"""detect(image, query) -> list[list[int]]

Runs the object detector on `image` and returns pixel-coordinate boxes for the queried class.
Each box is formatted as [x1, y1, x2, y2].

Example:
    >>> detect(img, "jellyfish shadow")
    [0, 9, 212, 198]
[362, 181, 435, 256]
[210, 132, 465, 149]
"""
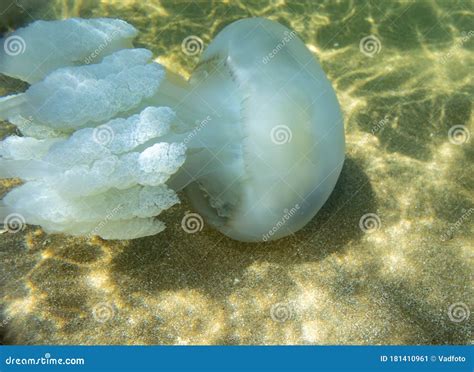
[110, 156, 377, 298]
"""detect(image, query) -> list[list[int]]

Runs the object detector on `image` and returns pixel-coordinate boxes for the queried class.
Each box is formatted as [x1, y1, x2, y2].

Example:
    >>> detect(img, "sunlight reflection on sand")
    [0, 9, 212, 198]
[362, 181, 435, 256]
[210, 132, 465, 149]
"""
[0, 0, 472, 344]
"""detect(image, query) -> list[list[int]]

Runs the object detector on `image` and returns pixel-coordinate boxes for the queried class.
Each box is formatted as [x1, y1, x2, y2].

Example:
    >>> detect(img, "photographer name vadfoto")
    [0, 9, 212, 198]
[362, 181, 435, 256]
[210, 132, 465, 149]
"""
[380, 355, 467, 363]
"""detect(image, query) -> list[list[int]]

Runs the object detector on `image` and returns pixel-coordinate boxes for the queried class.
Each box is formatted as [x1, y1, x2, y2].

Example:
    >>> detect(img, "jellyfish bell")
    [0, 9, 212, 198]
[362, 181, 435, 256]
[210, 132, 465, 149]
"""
[179, 18, 345, 241]
[0, 17, 344, 242]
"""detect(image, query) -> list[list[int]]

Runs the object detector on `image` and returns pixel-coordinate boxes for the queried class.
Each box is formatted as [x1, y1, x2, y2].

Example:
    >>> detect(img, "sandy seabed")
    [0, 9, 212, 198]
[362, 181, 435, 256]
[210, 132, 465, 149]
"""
[0, 0, 472, 344]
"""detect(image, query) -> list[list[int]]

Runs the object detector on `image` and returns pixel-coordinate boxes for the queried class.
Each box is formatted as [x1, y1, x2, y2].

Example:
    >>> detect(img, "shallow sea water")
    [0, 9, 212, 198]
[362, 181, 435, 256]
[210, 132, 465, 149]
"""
[0, 0, 472, 344]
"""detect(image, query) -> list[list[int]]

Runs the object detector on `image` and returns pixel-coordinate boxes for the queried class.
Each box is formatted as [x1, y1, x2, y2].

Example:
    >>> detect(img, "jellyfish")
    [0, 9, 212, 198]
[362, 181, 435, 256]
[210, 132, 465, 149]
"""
[0, 17, 344, 242]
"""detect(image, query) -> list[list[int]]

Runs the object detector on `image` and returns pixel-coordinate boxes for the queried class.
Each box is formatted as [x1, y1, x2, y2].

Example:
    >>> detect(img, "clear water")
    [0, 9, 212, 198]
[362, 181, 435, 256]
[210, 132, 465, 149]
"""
[0, 0, 472, 344]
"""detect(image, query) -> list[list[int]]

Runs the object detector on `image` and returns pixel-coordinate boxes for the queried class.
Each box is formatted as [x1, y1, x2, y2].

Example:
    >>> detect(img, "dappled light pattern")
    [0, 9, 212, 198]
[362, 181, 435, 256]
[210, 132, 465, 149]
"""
[0, 0, 472, 344]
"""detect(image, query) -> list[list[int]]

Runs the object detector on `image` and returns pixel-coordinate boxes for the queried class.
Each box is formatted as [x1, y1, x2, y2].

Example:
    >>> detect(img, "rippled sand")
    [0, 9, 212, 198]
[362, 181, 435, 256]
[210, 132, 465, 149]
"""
[0, 0, 472, 344]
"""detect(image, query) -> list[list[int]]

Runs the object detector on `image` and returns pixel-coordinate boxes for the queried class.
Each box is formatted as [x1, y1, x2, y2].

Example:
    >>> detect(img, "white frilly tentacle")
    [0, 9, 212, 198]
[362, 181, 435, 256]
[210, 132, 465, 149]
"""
[0, 18, 138, 83]
[0, 18, 190, 239]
